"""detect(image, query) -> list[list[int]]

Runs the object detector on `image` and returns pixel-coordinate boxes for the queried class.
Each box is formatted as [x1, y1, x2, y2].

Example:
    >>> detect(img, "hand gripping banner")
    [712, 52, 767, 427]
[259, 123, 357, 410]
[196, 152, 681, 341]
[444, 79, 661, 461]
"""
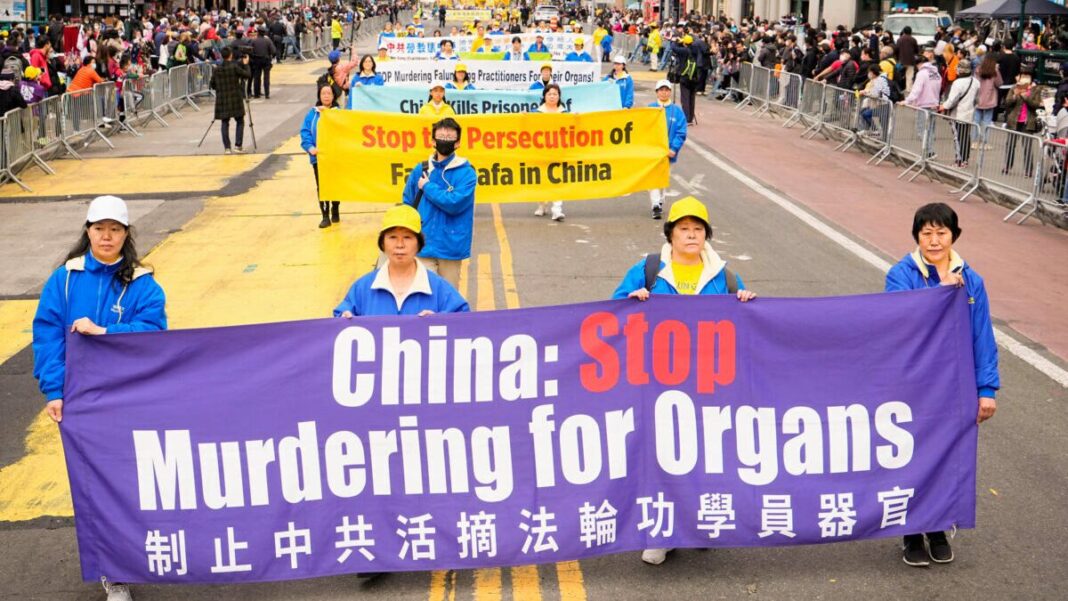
[317, 108, 669, 204]
[349, 81, 622, 115]
[60, 288, 979, 583]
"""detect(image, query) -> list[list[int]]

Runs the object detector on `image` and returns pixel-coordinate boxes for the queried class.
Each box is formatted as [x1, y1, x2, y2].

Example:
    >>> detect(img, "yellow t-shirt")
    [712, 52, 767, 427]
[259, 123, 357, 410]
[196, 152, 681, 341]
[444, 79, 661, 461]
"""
[419, 101, 456, 117]
[672, 262, 702, 295]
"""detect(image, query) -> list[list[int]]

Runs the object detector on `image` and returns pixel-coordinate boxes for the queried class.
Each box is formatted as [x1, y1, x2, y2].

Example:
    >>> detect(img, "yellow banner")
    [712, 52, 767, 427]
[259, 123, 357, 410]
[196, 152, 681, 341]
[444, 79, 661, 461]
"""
[318, 109, 670, 204]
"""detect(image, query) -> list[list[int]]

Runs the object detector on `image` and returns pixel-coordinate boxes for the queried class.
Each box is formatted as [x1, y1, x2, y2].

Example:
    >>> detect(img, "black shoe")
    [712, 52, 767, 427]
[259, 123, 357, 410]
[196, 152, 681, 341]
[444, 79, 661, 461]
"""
[318, 216, 331, 228]
[926, 532, 953, 564]
[318, 202, 331, 228]
[331, 202, 340, 223]
[265, 94, 270, 99]
[652, 205, 663, 220]
[902, 534, 930, 567]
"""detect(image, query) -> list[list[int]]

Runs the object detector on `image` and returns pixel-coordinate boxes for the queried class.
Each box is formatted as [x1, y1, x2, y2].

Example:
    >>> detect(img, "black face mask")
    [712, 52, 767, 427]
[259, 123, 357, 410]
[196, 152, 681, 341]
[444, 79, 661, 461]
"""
[435, 139, 457, 156]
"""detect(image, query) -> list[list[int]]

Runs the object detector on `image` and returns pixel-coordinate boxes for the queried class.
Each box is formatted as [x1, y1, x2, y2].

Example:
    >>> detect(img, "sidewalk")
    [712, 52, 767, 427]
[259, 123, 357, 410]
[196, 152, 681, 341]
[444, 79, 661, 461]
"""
[689, 98, 1068, 364]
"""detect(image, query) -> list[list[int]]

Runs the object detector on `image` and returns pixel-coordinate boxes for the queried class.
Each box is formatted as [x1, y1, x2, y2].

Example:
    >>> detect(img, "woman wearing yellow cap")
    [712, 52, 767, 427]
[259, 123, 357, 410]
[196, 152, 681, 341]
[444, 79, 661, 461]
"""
[420, 81, 456, 116]
[446, 63, 476, 90]
[334, 204, 469, 317]
[613, 196, 756, 302]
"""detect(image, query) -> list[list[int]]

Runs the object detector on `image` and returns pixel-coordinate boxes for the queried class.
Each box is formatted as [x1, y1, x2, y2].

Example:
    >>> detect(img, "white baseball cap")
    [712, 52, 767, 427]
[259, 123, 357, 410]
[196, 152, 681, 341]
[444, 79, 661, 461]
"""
[378, 42, 389, 50]
[655, 79, 672, 90]
[613, 54, 626, 64]
[86, 195, 129, 226]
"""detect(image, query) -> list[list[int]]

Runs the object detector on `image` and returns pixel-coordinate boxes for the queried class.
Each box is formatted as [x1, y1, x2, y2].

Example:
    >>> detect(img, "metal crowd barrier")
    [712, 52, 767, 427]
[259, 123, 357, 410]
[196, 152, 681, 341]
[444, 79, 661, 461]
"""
[30, 95, 64, 164]
[62, 88, 111, 152]
[724, 62, 753, 107]
[747, 65, 772, 116]
[188, 62, 214, 101]
[168, 65, 198, 112]
[728, 62, 1066, 224]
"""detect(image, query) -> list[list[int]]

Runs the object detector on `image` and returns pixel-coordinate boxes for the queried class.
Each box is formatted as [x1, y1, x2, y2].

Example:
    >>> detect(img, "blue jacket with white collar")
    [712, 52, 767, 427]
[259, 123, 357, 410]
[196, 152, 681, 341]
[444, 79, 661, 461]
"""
[885, 249, 1000, 399]
[32, 253, 167, 401]
[334, 264, 469, 316]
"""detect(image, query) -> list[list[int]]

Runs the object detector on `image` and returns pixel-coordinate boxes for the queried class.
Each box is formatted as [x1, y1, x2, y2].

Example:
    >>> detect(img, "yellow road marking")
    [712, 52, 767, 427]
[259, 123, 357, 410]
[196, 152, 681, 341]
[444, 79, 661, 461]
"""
[0, 137, 389, 522]
[473, 568, 503, 601]
[2, 154, 268, 198]
[510, 565, 542, 601]
[0, 411, 73, 520]
[0, 300, 36, 363]
[457, 258, 470, 302]
[556, 561, 588, 601]
[429, 570, 446, 600]
[475, 253, 495, 312]
[490, 204, 520, 310]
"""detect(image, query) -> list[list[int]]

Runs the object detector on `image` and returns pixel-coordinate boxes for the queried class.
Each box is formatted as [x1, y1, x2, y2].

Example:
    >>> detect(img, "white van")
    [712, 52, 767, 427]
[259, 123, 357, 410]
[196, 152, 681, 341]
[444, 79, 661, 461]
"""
[882, 9, 953, 46]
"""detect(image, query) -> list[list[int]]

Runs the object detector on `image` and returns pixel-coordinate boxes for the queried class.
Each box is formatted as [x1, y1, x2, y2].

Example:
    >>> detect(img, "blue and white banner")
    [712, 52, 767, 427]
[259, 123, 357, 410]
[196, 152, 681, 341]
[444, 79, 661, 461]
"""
[380, 32, 603, 61]
[350, 81, 622, 115]
[376, 59, 601, 90]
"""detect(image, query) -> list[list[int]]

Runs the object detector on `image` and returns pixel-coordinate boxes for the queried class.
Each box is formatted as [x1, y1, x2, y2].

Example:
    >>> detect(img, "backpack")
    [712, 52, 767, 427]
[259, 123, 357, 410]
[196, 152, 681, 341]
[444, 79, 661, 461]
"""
[885, 74, 903, 102]
[173, 43, 187, 63]
[643, 253, 738, 293]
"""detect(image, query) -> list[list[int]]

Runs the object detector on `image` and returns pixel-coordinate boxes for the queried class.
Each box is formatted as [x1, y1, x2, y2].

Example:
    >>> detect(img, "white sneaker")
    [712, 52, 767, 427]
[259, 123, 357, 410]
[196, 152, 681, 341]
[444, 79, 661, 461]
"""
[106, 583, 133, 601]
[533, 204, 545, 217]
[641, 548, 671, 565]
[551, 207, 565, 221]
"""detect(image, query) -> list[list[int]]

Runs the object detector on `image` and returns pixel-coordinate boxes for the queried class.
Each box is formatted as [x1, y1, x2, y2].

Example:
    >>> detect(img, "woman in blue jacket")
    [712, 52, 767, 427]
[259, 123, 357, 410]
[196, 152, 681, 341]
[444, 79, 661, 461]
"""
[32, 195, 167, 429]
[603, 54, 634, 108]
[346, 55, 385, 109]
[335, 204, 469, 317]
[301, 84, 341, 229]
[885, 202, 999, 568]
[647, 79, 687, 220]
[613, 195, 756, 302]
[614, 196, 754, 569]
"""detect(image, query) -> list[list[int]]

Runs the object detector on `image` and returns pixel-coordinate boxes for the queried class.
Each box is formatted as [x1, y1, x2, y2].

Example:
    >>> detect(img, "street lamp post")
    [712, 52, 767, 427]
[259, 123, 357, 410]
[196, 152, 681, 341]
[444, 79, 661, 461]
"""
[1018, 0, 1029, 46]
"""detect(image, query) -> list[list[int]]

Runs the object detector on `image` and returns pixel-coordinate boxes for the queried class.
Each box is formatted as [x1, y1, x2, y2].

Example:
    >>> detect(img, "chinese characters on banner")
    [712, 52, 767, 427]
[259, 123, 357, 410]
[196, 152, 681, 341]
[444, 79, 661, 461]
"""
[61, 288, 979, 583]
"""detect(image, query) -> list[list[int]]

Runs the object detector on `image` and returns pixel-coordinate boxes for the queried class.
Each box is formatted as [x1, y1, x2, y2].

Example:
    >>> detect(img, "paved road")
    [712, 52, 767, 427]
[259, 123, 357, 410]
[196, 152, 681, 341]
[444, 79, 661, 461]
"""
[0, 36, 1066, 601]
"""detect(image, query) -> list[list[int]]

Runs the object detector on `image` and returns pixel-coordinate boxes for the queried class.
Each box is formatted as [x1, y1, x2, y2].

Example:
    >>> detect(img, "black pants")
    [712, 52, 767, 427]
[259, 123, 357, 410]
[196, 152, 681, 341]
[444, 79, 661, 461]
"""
[1005, 121, 1034, 174]
[439, 15, 446, 27]
[250, 59, 271, 97]
[680, 83, 697, 123]
[696, 67, 709, 93]
[221, 117, 244, 149]
[312, 164, 339, 217]
[331, 37, 340, 49]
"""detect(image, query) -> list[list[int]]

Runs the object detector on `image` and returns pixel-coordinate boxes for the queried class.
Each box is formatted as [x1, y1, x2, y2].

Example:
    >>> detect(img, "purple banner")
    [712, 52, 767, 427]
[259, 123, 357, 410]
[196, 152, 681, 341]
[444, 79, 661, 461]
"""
[61, 288, 978, 583]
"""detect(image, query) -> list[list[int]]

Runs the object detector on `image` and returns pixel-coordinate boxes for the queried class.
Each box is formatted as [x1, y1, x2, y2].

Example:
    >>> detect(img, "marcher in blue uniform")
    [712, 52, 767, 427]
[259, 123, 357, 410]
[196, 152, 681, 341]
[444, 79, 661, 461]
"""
[884, 202, 999, 568]
[527, 34, 549, 55]
[346, 55, 384, 109]
[445, 63, 476, 90]
[32, 195, 167, 601]
[401, 117, 478, 289]
[335, 204, 469, 317]
[604, 54, 634, 108]
[300, 84, 341, 228]
[565, 37, 594, 62]
[647, 78, 687, 219]
[529, 63, 553, 90]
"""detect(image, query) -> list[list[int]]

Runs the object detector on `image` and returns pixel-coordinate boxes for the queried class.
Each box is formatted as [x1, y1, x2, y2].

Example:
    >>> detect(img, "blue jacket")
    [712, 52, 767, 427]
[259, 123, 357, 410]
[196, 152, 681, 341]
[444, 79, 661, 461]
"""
[503, 50, 529, 60]
[347, 73, 385, 109]
[612, 244, 745, 298]
[565, 51, 593, 62]
[299, 107, 333, 165]
[529, 79, 553, 90]
[601, 34, 614, 56]
[402, 153, 478, 261]
[527, 42, 549, 54]
[605, 72, 634, 108]
[334, 263, 470, 317]
[885, 250, 1000, 399]
[445, 81, 476, 90]
[648, 100, 687, 163]
[32, 253, 167, 401]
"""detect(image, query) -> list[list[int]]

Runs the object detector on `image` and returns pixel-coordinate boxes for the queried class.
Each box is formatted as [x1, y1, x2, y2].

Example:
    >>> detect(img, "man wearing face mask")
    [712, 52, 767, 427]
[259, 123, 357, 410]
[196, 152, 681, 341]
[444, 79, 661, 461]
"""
[401, 117, 478, 289]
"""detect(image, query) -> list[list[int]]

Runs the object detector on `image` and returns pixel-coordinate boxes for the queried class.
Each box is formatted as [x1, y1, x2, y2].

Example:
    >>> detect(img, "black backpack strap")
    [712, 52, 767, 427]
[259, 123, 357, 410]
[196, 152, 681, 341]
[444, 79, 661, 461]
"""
[643, 253, 660, 291]
[724, 268, 738, 294]
[411, 160, 430, 209]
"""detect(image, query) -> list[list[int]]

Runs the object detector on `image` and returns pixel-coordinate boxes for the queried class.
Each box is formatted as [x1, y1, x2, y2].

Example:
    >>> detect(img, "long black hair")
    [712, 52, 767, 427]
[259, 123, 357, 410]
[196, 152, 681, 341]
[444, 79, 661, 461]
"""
[63, 223, 148, 285]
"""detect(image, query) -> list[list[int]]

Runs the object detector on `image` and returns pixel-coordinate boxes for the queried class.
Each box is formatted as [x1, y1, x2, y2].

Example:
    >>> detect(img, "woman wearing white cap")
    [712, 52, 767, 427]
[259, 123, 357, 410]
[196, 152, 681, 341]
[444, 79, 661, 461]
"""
[31, 195, 166, 601]
[647, 78, 688, 220]
[603, 55, 634, 108]
[419, 81, 456, 116]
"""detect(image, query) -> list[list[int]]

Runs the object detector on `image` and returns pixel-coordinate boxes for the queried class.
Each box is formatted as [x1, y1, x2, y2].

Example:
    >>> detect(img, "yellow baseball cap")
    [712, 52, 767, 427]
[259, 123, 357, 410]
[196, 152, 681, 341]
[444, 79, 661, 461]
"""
[540, 62, 553, 71]
[455, 62, 468, 72]
[24, 66, 42, 79]
[682, 34, 694, 44]
[667, 196, 709, 225]
[574, 37, 584, 46]
[381, 204, 422, 234]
